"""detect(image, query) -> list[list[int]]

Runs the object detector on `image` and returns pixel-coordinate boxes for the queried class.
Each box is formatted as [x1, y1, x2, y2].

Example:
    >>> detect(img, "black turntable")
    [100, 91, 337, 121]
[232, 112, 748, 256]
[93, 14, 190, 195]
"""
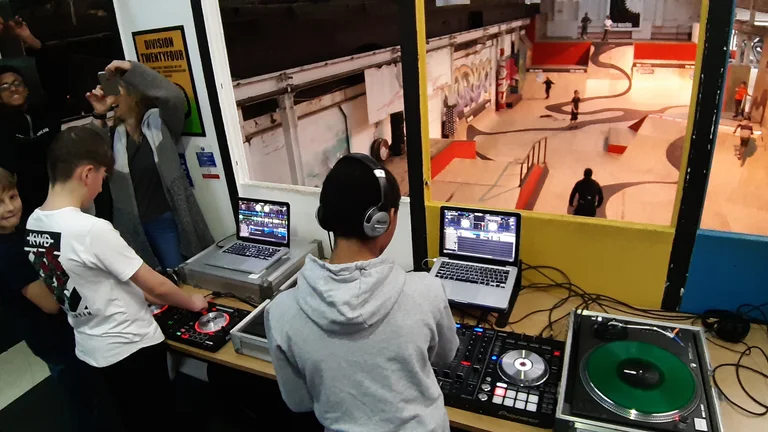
[439, 323, 565, 429]
[151, 302, 251, 352]
[556, 310, 724, 432]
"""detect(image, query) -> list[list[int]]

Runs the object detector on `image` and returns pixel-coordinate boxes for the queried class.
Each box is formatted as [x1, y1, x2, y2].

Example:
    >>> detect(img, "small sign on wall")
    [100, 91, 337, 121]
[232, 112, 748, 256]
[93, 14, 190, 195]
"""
[133, 25, 206, 136]
[196, 149, 220, 180]
[437, 0, 470, 5]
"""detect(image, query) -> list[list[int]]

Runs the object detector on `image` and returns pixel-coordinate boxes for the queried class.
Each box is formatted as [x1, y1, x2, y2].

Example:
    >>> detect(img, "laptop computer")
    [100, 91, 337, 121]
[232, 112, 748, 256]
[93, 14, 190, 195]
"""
[429, 206, 521, 311]
[207, 198, 290, 274]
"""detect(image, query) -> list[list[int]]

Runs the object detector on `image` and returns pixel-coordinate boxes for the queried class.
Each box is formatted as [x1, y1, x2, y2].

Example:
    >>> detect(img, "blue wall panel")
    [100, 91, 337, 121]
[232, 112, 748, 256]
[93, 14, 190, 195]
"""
[681, 230, 768, 319]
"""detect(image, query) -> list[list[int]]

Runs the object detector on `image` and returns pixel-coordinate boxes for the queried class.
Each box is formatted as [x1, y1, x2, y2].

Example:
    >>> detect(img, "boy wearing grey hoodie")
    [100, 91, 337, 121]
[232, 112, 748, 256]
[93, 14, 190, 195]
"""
[266, 154, 460, 432]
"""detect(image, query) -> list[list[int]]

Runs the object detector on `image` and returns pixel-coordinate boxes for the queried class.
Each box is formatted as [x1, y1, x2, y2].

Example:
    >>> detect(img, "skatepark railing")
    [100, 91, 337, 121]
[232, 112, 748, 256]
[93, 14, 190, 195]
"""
[519, 137, 548, 186]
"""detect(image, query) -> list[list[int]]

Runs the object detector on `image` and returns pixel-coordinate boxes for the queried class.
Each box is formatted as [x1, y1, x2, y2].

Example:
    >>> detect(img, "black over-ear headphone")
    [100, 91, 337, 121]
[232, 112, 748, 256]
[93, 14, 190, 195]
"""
[701, 309, 751, 343]
[316, 153, 391, 238]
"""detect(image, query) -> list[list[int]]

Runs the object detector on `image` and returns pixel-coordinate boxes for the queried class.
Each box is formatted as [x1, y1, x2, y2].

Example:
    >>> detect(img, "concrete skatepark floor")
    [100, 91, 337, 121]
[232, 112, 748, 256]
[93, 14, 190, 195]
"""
[435, 42, 693, 226]
[702, 120, 768, 236]
[432, 40, 768, 236]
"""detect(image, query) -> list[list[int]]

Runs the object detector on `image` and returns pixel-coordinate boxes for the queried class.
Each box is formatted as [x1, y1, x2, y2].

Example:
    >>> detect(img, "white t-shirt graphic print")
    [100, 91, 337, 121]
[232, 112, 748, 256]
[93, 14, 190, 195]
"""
[25, 207, 164, 367]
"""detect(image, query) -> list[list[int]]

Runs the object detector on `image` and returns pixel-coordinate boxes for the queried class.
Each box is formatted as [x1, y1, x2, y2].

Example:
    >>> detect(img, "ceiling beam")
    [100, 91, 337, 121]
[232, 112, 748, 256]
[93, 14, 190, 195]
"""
[232, 18, 529, 105]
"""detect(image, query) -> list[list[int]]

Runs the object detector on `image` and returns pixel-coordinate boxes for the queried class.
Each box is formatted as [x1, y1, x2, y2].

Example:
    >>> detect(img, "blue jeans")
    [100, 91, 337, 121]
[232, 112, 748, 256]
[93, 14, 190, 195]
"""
[142, 211, 184, 269]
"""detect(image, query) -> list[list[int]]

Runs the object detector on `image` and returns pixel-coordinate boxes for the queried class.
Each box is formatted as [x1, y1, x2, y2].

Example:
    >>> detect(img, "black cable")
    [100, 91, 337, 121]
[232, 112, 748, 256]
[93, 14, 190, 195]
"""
[706, 337, 750, 354]
[520, 261, 698, 324]
[479, 311, 490, 327]
[327, 231, 334, 254]
[215, 234, 236, 248]
[453, 306, 495, 328]
[712, 345, 768, 416]
[518, 261, 768, 417]
[737, 303, 768, 337]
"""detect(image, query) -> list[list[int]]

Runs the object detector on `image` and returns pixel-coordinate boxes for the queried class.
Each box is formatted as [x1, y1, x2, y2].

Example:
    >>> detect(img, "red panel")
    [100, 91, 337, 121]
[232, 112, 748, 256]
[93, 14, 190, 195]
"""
[531, 42, 591, 66]
[606, 144, 628, 154]
[515, 164, 544, 210]
[628, 115, 648, 132]
[634, 42, 697, 62]
[526, 16, 537, 44]
[431, 140, 477, 179]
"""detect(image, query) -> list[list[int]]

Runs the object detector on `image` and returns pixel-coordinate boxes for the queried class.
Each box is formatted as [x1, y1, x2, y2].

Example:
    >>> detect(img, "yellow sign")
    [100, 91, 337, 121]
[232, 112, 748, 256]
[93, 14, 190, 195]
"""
[132, 26, 205, 136]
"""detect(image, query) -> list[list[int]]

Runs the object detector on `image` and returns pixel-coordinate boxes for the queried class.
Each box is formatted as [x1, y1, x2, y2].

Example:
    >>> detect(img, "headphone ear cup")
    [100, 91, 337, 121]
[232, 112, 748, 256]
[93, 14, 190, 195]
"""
[363, 208, 391, 238]
[316, 206, 329, 231]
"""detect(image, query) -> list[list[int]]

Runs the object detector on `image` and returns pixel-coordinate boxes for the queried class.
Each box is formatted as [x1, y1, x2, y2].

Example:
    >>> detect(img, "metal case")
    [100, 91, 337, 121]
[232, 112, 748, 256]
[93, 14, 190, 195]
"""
[555, 310, 724, 432]
[229, 272, 299, 362]
[180, 237, 320, 304]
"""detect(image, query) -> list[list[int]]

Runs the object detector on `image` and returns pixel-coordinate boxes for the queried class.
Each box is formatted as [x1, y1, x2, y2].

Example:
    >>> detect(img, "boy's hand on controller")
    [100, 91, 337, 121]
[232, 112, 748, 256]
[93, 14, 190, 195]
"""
[189, 294, 208, 312]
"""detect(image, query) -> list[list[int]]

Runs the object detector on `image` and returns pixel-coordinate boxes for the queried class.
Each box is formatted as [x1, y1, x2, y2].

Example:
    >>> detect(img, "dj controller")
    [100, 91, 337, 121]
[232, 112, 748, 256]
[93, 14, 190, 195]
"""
[439, 323, 565, 429]
[151, 302, 251, 352]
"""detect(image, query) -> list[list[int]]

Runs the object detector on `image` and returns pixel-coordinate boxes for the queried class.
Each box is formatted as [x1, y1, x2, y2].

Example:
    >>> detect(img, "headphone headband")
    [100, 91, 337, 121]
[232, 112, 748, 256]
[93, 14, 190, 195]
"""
[344, 153, 388, 213]
[316, 153, 391, 238]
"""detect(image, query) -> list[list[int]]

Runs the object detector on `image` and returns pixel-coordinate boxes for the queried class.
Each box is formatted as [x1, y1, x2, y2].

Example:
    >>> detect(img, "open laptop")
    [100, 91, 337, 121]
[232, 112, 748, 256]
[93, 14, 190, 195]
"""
[430, 206, 521, 311]
[207, 198, 290, 274]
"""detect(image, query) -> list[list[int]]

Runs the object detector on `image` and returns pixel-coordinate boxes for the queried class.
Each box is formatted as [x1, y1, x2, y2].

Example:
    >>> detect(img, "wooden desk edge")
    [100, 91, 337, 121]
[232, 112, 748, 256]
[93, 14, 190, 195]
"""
[172, 286, 766, 432]
[173, 285, 517, 431]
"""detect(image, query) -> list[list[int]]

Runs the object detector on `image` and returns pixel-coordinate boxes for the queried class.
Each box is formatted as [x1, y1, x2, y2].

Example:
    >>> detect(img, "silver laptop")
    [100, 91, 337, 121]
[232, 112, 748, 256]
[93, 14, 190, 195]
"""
[430, 206, 521, 311]
[207, 198, 290, 274]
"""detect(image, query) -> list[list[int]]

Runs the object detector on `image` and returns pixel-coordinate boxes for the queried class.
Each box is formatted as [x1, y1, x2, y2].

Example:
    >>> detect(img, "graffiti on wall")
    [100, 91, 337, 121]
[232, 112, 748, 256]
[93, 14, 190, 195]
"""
[508, 46, 521, 95]
[453, 46, 493, 120]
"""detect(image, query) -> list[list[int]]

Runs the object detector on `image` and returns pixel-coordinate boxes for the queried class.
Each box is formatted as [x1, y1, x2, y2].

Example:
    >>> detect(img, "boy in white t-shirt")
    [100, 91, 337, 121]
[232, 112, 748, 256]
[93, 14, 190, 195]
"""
[603, 15, 613, 41]
[25, 126, 208, 431]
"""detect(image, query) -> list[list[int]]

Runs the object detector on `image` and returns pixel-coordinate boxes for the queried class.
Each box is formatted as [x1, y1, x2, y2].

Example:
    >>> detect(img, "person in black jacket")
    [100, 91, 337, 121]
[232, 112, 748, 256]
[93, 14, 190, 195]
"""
[569, 168, 604, 217]
[544, 76, 554, 99]
[580, 13, 592, 39]
[0, 18, 62, 224]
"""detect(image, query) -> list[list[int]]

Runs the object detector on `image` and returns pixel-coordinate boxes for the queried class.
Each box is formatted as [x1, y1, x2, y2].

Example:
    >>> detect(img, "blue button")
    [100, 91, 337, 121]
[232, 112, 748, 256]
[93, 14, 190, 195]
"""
[491, 355, 498, 361]
[474, 327, 484, 332]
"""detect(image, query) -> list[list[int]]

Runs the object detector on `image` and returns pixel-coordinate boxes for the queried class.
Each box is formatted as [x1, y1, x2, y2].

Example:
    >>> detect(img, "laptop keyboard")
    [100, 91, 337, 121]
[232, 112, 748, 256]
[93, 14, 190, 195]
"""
[223, 243, 280, 260]
[435, 261, 509, 287]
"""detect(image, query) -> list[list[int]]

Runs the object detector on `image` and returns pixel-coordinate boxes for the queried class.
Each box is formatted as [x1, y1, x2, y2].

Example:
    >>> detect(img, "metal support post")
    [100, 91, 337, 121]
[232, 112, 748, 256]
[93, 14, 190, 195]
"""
[277, 93, 305, 186]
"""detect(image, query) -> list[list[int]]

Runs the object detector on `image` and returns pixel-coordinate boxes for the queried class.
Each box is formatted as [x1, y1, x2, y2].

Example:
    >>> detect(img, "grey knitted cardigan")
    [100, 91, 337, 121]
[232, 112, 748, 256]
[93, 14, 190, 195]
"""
[94, 61, 213, 269]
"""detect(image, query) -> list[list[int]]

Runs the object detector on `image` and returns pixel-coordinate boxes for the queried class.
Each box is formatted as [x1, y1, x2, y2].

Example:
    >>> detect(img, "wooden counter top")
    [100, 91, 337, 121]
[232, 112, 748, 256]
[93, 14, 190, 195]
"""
[173, 286, 768, 431]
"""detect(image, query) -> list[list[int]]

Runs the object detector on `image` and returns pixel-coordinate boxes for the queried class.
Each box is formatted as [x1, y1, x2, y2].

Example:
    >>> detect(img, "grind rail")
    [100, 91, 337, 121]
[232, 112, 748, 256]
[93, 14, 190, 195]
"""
[519, 136, 548, 186]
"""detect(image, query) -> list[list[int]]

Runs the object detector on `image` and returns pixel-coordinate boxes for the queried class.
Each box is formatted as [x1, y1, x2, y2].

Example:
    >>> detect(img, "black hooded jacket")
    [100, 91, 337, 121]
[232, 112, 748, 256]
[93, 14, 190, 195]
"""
[0, 47, 63, 223]
[1, 102, 61, 222]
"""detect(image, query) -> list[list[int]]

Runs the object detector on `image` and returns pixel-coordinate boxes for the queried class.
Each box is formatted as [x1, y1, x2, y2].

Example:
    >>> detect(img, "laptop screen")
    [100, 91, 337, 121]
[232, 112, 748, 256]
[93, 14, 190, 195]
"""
[237, 199, 289, 245]
[442, 209, 518, 263]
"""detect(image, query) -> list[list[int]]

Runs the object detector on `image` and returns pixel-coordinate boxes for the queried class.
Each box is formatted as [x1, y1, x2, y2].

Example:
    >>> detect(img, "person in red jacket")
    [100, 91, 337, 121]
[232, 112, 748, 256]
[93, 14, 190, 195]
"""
[733, 81, 750, 119]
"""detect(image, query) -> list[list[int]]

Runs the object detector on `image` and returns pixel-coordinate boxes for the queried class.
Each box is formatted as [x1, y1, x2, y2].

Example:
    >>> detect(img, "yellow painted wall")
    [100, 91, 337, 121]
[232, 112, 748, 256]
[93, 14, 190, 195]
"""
[422, 1, 710, 309]
[426, 203, 675, 308]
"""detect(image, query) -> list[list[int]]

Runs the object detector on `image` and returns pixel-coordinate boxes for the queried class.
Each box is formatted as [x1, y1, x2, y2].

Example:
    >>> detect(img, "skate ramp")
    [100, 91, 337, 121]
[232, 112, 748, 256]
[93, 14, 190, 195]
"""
[600, 115, 685, 224]
[631, 67, 695, 106]
[585, 43, 634, 98]
[431, 158, 521, 209]
[638, 114, 687, 141]
[619, 115, 686, 181]
[587, 44, 634, 81]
